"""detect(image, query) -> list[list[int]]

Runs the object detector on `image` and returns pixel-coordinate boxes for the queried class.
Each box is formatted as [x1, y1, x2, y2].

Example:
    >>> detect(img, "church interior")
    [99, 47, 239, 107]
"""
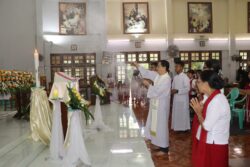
[1, 0, 250, 167]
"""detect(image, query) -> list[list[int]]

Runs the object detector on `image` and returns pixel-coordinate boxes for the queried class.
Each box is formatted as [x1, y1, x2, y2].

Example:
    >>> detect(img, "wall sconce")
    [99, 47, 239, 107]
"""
[71, 44, 78, 51]
[135, 41, 141, 48]
[199, 40, 206, 47]
[174, 38, 195, 41]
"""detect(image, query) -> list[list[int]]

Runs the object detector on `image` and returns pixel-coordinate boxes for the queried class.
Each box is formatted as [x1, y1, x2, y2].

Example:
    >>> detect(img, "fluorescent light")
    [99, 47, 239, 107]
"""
[174, 38, 194, 41]
[108, 39, 130, 42]
[209, 38, 228, 41]
[132, 34, 141, 39]
[43, 35, 64, 44]
[110, 149, 133, 154]
[145, 38, 166, 42]
[236, 37, 250, 41]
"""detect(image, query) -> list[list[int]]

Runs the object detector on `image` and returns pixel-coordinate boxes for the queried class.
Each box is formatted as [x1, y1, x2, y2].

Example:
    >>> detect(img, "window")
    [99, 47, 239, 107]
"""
[63, 67, 72, 76]
[191, 52, 199, 61]
[180, 52, 190, 72]
[184, 64, 189, 72]
[179, 51, 222, 72]
[50, 53, 96, 86]
[149, 53, 159, 61]
[211, 52, 220, 60]
[75, 67, 84, 78]
[86, 54, 95, 64]
[180, 52, 189, 61]
[138, 53, 148, 62]
[117, 66, 126, 82]
[117, 54, 125, 63]
[127, 53, 136, 62]
[239, 51, 250, 70]
[201, 52, 209, 61]
[63, 55, 72, 64]
[240, 52, 248, 60]
[74, 55, 84, 64]
[86, 67, 96, 84]
[115, 52, 160, 82]
[51, 55, 61, 65]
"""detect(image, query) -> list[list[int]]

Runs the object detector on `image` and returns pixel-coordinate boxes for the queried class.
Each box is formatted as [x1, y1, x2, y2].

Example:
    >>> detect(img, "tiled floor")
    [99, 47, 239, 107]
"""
[1, 101, 250, 167]
[0, 111, 29, 148]
[131, 101, 250, 167]
[0, 103, 154, 167]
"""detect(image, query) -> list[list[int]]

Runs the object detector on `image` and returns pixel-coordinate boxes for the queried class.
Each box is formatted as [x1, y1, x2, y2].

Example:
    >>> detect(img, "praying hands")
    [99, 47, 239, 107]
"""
[190, 98, 204, 123]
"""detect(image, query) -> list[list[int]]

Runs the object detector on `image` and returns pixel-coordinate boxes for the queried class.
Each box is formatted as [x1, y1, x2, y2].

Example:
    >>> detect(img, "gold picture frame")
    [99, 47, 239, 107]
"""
[188, 2, 213, 33]
[59, 2, 86, 35]
[123, 2, 149, 34]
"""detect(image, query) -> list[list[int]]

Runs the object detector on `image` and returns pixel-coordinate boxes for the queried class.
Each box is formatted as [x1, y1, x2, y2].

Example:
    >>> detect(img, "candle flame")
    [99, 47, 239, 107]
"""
[53, 87, 59, 99]
[34, 49, 39, 56]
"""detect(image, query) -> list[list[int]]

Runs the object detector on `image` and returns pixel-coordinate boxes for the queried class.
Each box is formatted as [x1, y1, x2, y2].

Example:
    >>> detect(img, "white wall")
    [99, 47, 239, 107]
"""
[42, 0, 106, 82]
[107, 0, 166, 35]
[159, 0, 229, 35]
[235, 0, 249, 33]
[0, 0, 36, 72]
[106, 0, 250, 82]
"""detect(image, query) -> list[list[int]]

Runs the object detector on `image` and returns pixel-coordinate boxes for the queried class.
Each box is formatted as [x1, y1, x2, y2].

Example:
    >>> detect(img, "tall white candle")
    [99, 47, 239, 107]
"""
[34, 49, 40, 88]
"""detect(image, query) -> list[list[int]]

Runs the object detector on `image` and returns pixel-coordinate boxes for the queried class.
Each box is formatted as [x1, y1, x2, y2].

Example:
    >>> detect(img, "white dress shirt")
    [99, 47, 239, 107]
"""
[196, 93, 231, 144]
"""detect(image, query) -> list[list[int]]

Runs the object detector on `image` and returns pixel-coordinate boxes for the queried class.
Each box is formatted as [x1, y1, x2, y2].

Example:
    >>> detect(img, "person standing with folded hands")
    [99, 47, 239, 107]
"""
[190, 70, 230, 167]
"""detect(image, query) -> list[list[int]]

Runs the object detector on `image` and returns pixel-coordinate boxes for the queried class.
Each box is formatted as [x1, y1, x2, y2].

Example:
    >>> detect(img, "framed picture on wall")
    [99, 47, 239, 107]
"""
[188, 2, 213, 33]
[248, 2, 250, 33]
[123, 2, 149, 34]
[59, 2, 86, 35]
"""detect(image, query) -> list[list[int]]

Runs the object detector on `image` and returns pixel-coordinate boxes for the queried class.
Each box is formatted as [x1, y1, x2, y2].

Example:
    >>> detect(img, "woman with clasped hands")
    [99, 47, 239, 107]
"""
[190, 70, 230, 167]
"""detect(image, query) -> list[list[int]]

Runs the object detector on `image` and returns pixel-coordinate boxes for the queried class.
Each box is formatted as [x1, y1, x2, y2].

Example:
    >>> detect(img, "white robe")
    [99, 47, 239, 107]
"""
[138, 67, 171, 148]
[171, 72, 191, 131]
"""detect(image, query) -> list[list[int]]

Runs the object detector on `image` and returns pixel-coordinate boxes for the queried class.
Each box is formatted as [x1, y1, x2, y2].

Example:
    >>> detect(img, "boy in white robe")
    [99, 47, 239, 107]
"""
[132, 60, 171, 155]
[171, 61, 191, 131]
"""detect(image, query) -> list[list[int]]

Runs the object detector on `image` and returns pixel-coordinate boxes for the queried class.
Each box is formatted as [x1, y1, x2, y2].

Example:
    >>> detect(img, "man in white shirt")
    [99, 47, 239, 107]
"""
[171, 61, 191, 131]
[132, 60, 171, 155]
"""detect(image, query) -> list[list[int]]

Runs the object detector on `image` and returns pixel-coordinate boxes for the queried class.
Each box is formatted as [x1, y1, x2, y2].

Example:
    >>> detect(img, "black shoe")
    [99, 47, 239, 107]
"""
[154, 147, 169, 153]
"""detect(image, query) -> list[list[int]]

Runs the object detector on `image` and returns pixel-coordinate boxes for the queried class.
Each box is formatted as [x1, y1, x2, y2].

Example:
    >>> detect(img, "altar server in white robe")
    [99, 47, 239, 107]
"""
[171, 61, 191, 131]
[132, 60, 171, 154]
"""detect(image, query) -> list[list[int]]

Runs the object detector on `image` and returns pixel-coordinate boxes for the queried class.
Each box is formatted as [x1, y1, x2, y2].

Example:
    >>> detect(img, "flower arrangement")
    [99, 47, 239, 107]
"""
[90, 75, 107, 99]
[0, 70, 34, 94]
[92, 80, 106, 98]
[66, 85, 94, 123]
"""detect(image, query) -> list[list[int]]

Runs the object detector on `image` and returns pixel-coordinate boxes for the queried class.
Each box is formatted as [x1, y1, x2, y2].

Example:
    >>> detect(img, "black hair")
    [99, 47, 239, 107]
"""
[159, 60, 169, 71]
[187, 70, 195, 74]
[174, 58, 181, 64]
[133, 70, 140, 76]
[194, 70, 202, 79]
[200, 70, 224, 90]
[204, 59, 221, 73]
[238, 70, 249, 89]
[175, 60, 184, 67]
[150, 62, 158, 67]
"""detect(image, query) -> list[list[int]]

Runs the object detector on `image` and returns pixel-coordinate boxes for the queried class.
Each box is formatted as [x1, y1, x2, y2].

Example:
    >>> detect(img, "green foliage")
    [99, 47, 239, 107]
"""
[66, 86, 94, 124]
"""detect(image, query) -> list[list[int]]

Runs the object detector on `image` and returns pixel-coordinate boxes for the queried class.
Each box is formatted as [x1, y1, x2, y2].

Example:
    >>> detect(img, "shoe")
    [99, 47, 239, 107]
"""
[155, 150, 168, 156]
[154, 147, 169, 153]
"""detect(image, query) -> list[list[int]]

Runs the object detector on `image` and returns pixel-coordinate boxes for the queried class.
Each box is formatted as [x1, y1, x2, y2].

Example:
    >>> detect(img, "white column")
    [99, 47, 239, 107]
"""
[166, 0, 174, 46]
[228, 0, 237, 82]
